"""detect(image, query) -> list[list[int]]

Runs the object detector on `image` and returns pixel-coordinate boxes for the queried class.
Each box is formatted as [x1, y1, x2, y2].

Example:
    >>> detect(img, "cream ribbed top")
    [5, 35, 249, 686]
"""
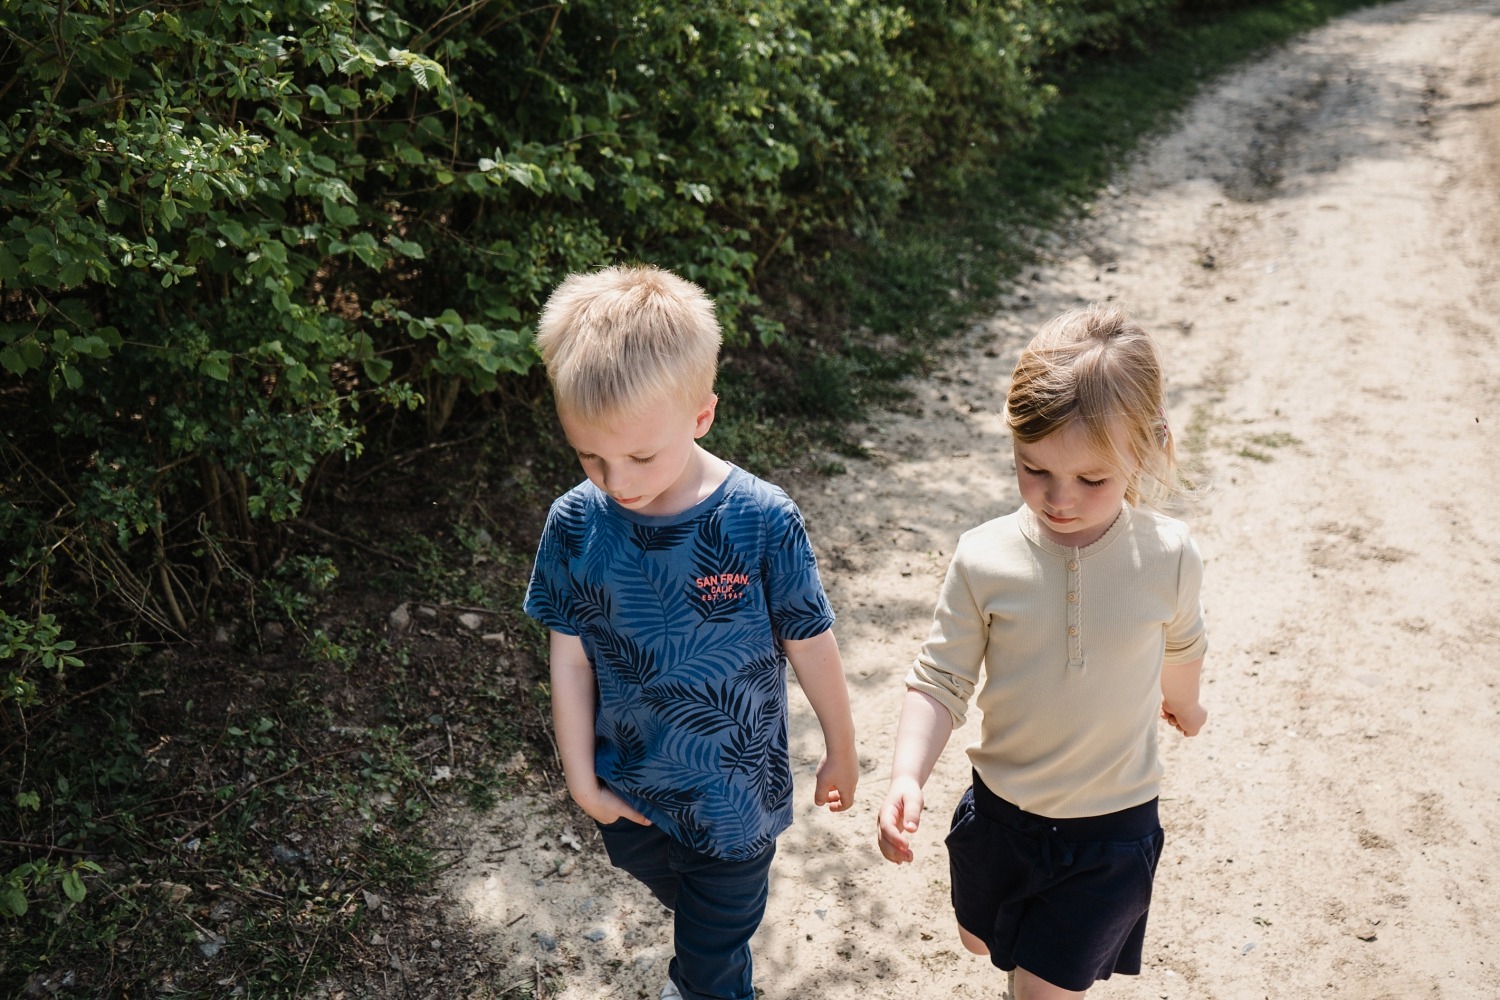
[906, 503, 1207, 818]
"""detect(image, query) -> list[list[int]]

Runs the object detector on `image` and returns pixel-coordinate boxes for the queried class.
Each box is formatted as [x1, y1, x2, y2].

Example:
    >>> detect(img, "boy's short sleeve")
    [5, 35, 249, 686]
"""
[763, 498, 835, 642]
[523, 499, 579, 636]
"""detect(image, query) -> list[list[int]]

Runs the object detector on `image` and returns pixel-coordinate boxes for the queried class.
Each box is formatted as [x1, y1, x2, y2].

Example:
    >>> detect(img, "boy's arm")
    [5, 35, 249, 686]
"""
[549, 630, 651, 825]
[1160, 656, 1207, 737]
[782, 629, 858, 813]
[877, 687, 954, 865]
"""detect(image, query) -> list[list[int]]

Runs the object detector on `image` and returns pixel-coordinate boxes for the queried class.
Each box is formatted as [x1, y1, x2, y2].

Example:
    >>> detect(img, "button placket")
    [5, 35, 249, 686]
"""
[1066, 554, 1084, 669]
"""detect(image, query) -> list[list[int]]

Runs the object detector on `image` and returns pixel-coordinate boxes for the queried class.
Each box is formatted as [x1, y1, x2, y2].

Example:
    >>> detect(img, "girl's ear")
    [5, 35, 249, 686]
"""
[692, 393, 718, 439]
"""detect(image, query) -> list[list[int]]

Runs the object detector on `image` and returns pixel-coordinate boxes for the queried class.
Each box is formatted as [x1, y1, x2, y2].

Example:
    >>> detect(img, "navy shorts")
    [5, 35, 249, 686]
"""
[945, 772, 1164, 992]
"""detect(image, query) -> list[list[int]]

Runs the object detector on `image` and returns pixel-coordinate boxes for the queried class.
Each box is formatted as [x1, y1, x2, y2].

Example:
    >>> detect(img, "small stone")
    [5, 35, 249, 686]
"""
[271, 844, 304, 866]
[261, 622, 286, 644]
[536, 932, 558, 952]
[582, 927, 607, 943]
[457, 613, 484, 631]
[154, 881, 192, 905]
[389, 603, 411, 630]
[198, 933, 225, 959]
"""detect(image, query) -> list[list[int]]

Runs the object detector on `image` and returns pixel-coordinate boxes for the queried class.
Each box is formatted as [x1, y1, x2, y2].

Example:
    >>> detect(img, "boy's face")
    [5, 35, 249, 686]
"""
[1013, 420, 1133, 548]
[559, 394, 718, 517]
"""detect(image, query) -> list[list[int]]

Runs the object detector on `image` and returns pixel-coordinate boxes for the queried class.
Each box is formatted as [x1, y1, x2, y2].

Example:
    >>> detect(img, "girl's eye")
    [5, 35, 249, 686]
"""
[631, 455, 655, 465]
[1081, 477, 1107, 488]
[1022, 465, 1046, 477]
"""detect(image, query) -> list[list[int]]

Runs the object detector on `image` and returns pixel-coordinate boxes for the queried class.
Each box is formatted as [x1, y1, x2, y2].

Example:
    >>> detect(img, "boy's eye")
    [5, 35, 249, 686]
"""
[631, 455, 655, 465]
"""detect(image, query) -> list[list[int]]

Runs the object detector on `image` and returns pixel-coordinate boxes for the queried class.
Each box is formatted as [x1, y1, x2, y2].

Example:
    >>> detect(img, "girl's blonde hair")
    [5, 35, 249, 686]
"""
[1006, 304, 1188, 509]
[535, 264, 720, 424]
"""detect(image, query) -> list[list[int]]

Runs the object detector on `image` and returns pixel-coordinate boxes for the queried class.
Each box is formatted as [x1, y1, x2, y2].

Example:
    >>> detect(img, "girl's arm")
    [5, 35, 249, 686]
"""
[549, 630, 651, 825]
[1161, 656, 1208, 737]
[877, 688, 955, 864]
[783, 629, 858, 812]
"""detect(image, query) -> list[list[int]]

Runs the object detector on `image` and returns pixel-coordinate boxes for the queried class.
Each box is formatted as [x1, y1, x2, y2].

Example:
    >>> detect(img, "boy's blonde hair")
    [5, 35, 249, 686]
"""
[1006, 304, 1187, 509]
[535, 264, 721, 423]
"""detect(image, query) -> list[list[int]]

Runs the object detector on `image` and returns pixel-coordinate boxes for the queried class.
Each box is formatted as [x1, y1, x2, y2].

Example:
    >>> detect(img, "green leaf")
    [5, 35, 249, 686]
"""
[0, 887, 27, 917]
[16, 790, 40, 811]
[361, 356, 393, 384]
[385, 236, 424, 259]
[62, 869, 86, 903]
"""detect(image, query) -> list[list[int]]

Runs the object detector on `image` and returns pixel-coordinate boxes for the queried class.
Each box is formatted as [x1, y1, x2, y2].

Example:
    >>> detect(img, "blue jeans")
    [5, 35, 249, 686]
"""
[597, 818, 774, 1000]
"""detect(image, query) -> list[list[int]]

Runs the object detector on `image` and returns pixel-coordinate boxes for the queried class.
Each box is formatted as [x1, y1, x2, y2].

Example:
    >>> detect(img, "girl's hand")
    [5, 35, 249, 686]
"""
[877, 776, 925, 864]
[1161, 699, 1208, 737]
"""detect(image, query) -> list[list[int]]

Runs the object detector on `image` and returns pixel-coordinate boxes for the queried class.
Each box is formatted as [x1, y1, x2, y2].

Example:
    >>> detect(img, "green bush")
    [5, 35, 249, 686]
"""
[1, 0, 1207, 635]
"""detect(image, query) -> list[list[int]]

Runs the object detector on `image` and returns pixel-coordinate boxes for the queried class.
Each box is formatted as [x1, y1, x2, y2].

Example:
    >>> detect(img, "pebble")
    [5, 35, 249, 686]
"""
[536, 932, 558, 952]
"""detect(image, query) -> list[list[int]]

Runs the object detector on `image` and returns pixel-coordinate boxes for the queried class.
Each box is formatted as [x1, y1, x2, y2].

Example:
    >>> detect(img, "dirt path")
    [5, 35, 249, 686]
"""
[444, 3, 1500, 997]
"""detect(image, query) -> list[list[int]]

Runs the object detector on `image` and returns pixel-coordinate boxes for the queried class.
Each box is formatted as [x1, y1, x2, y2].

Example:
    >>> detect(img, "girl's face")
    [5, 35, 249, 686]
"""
[1013, 420, 1134, 548]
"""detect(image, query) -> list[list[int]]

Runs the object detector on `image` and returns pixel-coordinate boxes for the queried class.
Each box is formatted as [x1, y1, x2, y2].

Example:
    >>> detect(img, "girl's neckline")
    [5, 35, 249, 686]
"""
[1017, 503, 1131, 557]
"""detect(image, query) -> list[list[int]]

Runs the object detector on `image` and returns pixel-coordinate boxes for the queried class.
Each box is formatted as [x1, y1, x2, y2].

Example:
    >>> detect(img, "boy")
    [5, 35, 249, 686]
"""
[524, 264, 858, 1000]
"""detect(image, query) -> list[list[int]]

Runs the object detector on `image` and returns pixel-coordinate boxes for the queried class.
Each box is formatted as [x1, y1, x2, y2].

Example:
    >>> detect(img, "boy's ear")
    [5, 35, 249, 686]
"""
[692, 393, 718, 439]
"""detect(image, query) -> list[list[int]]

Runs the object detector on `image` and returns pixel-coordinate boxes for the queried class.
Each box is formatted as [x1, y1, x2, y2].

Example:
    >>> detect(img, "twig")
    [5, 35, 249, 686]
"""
[286, 520, 419, 570]
[0, 839, 94, 856]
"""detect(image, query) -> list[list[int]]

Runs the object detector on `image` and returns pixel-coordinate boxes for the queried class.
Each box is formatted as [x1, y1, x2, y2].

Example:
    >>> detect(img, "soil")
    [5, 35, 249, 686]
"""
[439, 3, 1500, 998]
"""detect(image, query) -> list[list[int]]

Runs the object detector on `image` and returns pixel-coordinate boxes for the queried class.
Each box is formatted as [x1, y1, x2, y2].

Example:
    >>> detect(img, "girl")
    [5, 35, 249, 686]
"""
[876, 305, 1208, 999]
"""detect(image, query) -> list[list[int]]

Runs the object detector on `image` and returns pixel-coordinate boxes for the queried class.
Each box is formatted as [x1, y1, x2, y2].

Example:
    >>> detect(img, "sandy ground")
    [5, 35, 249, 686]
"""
[443, 2, 1500, 997]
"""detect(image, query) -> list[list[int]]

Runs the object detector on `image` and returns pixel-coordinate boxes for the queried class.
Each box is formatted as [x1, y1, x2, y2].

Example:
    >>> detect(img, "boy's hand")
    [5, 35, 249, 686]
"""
[877, 775, 925, 864]
[1161, 699, 1208, 737]
[814, 747, 858, 812]
[572, 781, 653, 827]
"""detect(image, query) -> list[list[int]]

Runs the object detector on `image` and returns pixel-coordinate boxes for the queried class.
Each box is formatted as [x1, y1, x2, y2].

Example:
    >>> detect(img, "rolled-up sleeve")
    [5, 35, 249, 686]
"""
[904, 550, 987, 726]
[1164, 533, 1208, 664]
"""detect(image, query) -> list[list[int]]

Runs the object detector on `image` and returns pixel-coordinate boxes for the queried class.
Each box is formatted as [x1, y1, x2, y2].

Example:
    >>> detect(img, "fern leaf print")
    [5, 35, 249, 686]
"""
[523, 467, 835, 862]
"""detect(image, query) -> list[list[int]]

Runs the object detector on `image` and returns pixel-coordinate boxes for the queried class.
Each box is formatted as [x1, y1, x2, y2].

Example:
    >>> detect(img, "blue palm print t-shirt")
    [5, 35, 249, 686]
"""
[524, 465, 835, 861]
